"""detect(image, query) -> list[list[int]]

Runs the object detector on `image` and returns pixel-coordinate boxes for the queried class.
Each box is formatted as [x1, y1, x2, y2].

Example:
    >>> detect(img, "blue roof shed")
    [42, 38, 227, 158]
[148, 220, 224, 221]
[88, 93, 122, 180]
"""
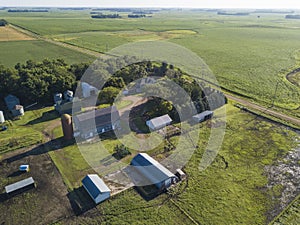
[4, 94, 20, 111]
[82, 174, 111, 204]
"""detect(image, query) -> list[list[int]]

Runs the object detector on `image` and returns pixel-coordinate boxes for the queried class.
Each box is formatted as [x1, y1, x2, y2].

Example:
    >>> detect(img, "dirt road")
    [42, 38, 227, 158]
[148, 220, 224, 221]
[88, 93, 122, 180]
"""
[225, 94, 300, 127]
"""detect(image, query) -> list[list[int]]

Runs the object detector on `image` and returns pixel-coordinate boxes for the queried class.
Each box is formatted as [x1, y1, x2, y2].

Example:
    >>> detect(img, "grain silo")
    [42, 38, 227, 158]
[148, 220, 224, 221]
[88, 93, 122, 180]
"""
[61, 114, 73, 140]
[0, 111, 5, 123]
[54, 93, 63, 104]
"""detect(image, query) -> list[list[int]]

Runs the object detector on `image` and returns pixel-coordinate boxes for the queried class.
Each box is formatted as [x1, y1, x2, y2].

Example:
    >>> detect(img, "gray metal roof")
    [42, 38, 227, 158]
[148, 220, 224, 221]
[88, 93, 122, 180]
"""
[5, 177, 35, 194]
[193, 110, 213, 119]
[147, 114, 172, 129]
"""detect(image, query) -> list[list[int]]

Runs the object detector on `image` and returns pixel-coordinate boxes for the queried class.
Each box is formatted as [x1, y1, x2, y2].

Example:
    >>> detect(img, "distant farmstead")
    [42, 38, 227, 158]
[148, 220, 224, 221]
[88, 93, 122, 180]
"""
[73, 106, 120, 139]
[82, 174, 111, 204]
[146, 114, 172, 131]
[130, 153, 177, 191]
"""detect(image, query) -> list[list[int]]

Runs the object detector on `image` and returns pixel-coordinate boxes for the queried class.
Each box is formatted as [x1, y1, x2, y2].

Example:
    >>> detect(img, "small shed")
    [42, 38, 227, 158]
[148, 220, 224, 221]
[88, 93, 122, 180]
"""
[5, 177, 35, 194]
[192, 110, 213, 123]
[146, 114, 172, 131]
[82, 174, 111, 204]
[4, 94, 20, 111]
[19, 165, 30, 172]
[175, 169, 186, 181]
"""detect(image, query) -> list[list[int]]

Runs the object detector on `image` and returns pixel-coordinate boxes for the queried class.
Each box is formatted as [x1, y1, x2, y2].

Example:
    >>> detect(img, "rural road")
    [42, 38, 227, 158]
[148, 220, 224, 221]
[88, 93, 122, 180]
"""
[9, 24, 300, 127]
[225, 94, 300, 127]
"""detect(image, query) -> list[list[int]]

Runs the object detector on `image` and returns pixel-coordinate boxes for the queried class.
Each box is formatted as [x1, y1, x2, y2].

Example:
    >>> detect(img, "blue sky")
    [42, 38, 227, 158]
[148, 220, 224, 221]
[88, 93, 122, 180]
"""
[0, 0, 299, 9]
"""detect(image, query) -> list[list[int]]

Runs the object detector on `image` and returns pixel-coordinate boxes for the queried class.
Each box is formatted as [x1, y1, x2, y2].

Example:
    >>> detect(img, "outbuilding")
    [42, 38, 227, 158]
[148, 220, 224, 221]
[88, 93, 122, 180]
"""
[146, 114, 172, 131]
[130, 153, 177, 191]
[5, 177, 35, 195]
[4, 94, 20, 111]
[192, 110, 213, 123]
[82, 174, 111, 204]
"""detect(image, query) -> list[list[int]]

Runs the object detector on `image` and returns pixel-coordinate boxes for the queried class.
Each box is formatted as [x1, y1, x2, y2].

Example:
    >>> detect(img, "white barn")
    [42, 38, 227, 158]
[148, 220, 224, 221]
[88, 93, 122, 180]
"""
[82, 174, 111, 204]
[146, 114, 172, 131]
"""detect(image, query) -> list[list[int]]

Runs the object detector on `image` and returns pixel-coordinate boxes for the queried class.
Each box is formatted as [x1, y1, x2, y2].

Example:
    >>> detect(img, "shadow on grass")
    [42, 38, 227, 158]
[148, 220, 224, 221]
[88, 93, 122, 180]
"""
[134, 185, 161, 201]
[0, 185, 35, 203]
[26, 110, 59, 125]
[67, 186, 95, 216]
[4, 137, 75, 163]
[7, 170, 25, 178]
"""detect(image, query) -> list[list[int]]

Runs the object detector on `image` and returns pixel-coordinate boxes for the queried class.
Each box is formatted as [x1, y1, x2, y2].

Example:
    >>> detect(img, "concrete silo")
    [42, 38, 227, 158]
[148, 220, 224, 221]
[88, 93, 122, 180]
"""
[0, 111, 5, 123]
[61, 114, 73, 140]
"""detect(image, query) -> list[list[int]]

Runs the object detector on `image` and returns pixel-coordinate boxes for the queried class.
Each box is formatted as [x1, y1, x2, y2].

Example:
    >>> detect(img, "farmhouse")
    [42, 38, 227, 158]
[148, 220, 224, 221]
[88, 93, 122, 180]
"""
[73, 106, 120, 139]
[146, 114, 172, 131]
[192, 110, 213, 123]
[82, 174, 111, 204]
[5, 177, 35, 195]
[130, 153, 177, 191]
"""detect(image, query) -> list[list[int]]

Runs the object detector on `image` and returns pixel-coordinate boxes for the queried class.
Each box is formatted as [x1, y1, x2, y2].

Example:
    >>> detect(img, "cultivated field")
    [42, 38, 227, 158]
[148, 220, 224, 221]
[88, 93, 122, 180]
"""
[0, 26, 34, 41]
[0, 40, 95, 67]
[1, 10, 300, 112]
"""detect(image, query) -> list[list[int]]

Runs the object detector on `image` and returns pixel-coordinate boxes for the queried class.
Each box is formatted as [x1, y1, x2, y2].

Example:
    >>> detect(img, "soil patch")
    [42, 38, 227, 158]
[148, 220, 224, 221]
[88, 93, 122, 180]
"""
[0, 26, 35, 42]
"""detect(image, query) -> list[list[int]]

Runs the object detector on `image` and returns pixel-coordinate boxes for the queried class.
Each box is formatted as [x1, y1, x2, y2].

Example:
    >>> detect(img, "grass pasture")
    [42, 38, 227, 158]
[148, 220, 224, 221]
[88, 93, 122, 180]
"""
[0, 26, 34, 41]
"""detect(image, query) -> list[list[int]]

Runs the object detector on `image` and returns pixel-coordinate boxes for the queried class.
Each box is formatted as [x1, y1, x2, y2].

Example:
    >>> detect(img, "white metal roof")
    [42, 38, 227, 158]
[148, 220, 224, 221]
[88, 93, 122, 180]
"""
[5, 177, 35, 194]
[147, 114, 172, 129]
[132, 153, 175, 179]
[86, 174, 111, 193]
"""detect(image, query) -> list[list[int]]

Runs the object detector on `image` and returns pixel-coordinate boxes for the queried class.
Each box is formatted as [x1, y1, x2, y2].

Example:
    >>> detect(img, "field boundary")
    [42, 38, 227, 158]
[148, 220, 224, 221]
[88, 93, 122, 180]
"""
[9, 23, 103, 58]
[269, 193, 300, 225]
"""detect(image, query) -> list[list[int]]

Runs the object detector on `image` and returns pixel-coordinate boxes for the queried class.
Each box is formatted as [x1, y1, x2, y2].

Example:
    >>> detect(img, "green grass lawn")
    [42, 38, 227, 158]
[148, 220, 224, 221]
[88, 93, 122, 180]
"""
[0, 107, 58, 154]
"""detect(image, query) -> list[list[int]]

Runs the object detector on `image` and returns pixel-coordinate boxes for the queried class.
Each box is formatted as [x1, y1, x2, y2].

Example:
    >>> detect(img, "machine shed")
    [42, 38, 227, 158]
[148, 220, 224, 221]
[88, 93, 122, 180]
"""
[130, 153, 176, 190]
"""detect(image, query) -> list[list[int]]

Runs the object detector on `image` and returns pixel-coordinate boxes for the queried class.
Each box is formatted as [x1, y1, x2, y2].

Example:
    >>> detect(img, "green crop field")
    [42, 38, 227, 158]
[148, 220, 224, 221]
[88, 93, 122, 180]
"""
[0, 40, 95, 67]
[1, 9, 300, 113]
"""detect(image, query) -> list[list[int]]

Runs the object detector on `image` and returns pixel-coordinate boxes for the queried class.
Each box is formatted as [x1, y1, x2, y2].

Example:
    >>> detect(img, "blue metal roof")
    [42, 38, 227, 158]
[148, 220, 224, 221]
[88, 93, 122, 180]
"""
[4, 94, 20, 111]
[131, 153, 175, 182]
[82, 174, 110, 199]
